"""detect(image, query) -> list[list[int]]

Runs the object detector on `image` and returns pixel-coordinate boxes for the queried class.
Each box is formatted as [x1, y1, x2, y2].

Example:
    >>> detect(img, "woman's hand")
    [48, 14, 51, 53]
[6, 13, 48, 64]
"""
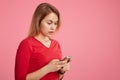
[58, 59, 70, 74]
[61, 62, 70, 72]
[46, 59, 65, 73]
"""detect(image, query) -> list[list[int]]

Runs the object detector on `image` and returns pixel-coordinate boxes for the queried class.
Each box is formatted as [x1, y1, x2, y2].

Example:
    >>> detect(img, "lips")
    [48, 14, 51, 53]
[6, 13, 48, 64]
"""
[48, 31, 54, 35]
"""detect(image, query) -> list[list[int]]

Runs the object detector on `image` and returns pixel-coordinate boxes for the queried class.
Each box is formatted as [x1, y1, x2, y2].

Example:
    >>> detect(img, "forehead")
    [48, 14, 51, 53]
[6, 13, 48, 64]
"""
[43, 13, 58, 22]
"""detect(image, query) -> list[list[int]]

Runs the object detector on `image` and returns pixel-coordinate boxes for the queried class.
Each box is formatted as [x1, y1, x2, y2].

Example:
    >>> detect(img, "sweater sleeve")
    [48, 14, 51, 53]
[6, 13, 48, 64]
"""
[15, 40, 32, 80]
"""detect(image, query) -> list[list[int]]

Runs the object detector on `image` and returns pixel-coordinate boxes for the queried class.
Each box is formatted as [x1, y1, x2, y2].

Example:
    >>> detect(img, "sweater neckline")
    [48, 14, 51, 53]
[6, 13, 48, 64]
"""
[32, 36, 52, 49]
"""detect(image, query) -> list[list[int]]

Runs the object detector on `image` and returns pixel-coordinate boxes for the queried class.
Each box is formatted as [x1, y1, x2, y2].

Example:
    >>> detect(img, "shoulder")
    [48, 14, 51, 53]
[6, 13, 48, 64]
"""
[16, 37, 33, 59]
[51, 38, 61, 48]
[18, 37, 33, 47]
[51, 38, 60, 44]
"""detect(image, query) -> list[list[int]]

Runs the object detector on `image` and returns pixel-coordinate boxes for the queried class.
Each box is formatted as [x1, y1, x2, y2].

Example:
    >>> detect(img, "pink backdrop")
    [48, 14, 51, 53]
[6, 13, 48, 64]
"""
[0, 0, 120, 80]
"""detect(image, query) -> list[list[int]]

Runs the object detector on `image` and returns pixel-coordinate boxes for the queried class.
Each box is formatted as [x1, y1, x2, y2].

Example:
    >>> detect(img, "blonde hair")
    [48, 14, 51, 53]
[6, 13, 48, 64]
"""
[28, 3, 61, 37]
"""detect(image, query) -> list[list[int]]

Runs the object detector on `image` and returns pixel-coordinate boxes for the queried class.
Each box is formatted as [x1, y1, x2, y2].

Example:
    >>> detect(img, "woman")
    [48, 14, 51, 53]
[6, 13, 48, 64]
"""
[15, 3, 70, 80]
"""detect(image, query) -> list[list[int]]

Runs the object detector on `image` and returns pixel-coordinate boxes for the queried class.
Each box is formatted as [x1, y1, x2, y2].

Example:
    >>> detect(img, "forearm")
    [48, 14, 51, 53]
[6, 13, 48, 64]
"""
[58, 70, 65, 80]
[59, 74, 64, 80]
[26, 65, 49, 80]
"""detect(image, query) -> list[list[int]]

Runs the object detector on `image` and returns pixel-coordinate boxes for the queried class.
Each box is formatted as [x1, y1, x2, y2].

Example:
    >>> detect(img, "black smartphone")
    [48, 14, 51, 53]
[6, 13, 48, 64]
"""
[62, 56, 71, 63]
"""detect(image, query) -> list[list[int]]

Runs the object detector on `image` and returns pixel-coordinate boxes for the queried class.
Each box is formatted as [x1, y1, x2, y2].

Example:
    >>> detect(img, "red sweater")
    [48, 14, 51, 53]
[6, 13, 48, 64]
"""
[15, 37, 62, 80]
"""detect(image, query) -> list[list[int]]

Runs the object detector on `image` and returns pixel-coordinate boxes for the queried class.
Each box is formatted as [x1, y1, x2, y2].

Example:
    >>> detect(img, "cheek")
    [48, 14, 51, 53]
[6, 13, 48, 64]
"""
[40, 24, 46, 29]
[40, 25, 49, 33]
[39, 25, 45, 33]
[55, 26, 59, 31]
[56, 26, 58, 29]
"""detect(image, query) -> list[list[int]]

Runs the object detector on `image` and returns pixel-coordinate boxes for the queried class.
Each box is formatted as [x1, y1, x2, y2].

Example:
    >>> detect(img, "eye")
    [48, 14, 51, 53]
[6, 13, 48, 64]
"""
[54, 22, 58, 25]
[47, 22, 52, 25]
[54, 23, 57, 25]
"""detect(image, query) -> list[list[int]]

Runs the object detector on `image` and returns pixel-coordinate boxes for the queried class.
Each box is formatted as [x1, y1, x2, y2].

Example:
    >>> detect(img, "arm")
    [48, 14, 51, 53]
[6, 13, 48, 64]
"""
[15, 40, 32, 80]
[27, 57, 69, 80]
[26, 65, 49, 80]
[26, 59, 62, 80]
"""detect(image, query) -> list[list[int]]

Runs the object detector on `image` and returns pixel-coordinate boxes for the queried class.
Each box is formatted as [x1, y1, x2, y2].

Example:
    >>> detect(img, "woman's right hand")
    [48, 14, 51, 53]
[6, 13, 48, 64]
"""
[46, 59, 65, 73]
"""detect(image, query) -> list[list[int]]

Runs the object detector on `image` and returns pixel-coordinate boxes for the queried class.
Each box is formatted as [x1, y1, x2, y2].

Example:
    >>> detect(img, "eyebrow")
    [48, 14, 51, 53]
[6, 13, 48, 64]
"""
[47, 19, 58, 23]
[48, 20, 53, 23]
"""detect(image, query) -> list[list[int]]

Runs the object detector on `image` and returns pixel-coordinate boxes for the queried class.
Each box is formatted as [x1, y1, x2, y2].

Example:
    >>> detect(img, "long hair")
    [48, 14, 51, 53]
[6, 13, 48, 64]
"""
[28, 3, 61, 37]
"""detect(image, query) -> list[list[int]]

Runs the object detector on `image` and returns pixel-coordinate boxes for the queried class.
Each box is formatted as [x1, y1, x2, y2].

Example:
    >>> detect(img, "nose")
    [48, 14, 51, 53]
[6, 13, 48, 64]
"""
[50, 24, 56, 30]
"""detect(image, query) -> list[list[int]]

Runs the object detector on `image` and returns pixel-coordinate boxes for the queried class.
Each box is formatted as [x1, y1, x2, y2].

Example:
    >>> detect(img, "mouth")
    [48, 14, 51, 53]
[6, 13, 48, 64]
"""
[48, 31, 54, 35]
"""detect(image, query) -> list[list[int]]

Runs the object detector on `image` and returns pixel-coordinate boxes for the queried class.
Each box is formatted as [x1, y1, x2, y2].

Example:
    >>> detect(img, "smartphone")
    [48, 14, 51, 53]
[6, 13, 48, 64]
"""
[62, 56, 71, 63]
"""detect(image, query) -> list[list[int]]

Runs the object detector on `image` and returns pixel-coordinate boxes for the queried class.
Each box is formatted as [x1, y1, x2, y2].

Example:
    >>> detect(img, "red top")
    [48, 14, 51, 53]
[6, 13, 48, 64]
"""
[15, 37, 62, 80]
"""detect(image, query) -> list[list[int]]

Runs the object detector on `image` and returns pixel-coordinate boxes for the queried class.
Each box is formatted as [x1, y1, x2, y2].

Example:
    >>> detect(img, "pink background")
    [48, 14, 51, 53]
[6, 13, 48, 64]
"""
[0, 0, 120, 80]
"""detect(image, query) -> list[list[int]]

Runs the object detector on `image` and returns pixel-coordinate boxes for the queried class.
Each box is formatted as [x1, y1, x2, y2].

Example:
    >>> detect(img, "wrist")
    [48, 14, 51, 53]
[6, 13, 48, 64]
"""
[44, 65, 51, 74]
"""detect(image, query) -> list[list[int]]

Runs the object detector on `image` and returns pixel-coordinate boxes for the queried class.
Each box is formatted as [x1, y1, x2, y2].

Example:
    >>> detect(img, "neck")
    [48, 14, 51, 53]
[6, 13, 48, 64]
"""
[35, 34, 50, 42]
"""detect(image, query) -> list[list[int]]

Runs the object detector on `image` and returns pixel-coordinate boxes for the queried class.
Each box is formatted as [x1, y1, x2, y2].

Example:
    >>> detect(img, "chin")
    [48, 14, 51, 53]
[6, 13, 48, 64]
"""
[46, 35, 52, 38]
[45, 34, 54, 38]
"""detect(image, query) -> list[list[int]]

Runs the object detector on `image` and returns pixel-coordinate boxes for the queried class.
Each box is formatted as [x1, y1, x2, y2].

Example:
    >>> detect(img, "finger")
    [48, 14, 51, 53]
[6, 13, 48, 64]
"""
[56, 65, 62, 70]
[58, 61, 66, 64]
[52, 59, 59, 61]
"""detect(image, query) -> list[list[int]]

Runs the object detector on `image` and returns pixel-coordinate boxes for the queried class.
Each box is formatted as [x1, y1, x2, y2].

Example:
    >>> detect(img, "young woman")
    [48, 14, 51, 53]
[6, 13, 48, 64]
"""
[15, 3, 70, 80]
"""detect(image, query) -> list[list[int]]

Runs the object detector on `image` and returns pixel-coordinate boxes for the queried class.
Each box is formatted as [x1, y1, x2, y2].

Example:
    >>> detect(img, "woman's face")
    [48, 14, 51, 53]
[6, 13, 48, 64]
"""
[39, 12, 58, 37]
